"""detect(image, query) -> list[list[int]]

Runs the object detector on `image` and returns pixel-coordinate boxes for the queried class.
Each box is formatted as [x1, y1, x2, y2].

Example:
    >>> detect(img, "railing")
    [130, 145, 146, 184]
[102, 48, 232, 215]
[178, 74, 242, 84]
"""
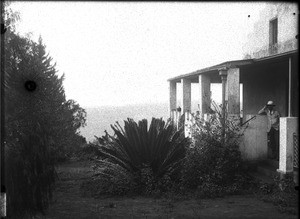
[294, 133, 299, 169]
[170, 109, 182, 130]
[250, 38, 298, 59]
[170, 110, 197, 139]
[184, 111, 194, 138]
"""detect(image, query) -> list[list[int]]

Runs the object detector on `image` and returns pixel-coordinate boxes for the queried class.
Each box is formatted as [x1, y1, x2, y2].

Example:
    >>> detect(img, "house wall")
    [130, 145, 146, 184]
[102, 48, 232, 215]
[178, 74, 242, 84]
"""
[243, 3, 298, 58]
[291, 56, 299, 117]
[240, 115, 268, 160]
[241, 61, 288, 117]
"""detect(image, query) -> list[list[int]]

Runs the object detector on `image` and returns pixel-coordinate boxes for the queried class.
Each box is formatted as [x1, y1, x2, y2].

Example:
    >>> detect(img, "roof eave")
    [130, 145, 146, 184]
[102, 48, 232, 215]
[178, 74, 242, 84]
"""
[253, 49, 298, 63]
[167, 59, 253, 82]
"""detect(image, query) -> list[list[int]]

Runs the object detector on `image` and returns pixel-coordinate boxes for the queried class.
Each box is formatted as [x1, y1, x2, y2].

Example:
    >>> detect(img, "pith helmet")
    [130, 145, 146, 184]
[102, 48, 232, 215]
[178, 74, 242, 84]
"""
[267, 100, 275, 106]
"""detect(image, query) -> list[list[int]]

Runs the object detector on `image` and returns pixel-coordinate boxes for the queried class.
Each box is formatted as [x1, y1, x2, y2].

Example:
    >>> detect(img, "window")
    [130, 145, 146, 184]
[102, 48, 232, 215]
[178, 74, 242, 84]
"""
[269, 18, 278, 54]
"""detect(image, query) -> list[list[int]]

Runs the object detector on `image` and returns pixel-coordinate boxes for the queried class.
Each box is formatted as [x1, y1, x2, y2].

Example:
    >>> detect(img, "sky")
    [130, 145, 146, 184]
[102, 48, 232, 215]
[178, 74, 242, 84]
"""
[9, 1, 266, 108]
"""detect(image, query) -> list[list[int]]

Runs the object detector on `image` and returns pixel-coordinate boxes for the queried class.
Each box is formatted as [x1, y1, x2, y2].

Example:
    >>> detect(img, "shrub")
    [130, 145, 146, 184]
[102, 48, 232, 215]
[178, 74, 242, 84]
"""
[180, 102, 248, 196]
[89, 118, 189, 196]
[256, 174, 298, 215]
[74, 142, 102, 161]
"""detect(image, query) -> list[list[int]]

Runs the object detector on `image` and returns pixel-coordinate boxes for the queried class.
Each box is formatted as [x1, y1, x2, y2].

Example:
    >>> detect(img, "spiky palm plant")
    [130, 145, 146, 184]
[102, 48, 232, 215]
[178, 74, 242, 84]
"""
[92, 118, 189, 195]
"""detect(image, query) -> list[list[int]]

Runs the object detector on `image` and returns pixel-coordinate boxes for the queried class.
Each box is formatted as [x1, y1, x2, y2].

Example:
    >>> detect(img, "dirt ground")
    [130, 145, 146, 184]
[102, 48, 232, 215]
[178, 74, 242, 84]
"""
[35, 161, 298, 219]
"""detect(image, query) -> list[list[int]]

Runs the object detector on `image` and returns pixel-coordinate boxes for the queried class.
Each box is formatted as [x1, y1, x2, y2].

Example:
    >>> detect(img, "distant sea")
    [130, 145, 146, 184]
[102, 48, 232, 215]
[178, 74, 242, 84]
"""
[79, 99, 222, 143]
[79, 102, 170, 143]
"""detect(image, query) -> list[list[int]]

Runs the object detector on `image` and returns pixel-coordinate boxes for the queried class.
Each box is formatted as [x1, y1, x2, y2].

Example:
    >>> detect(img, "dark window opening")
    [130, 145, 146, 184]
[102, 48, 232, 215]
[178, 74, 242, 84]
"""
[269, 18, 278, 54]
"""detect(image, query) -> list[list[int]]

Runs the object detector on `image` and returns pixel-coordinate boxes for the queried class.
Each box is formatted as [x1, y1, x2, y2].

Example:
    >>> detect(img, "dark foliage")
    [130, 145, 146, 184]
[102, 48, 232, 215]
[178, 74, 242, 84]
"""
[255, 174, 298, 215]
[82, 103, 254, 199]
[3, 5, 86, 217]
[180, 102, 249, 197]
[88, 118, 189, 196]
[75, 142, 102, 161]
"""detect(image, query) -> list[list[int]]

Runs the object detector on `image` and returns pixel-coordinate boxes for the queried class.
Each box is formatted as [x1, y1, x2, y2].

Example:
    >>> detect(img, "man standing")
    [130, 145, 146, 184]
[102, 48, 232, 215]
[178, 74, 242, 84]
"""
[258, 100, 280, 160]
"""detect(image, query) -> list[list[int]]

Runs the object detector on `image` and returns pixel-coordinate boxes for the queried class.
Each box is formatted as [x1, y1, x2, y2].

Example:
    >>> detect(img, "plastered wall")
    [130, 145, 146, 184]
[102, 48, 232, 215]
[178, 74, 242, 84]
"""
[243, 3, 298, 57]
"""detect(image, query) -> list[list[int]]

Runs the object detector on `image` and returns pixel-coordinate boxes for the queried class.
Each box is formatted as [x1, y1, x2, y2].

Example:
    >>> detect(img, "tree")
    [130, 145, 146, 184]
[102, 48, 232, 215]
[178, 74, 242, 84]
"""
[3, 5, 86, 217]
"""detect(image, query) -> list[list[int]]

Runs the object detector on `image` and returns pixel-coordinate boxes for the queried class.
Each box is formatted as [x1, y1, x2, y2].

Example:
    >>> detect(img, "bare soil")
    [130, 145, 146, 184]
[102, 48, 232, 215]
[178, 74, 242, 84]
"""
[35, 161, 298, 219]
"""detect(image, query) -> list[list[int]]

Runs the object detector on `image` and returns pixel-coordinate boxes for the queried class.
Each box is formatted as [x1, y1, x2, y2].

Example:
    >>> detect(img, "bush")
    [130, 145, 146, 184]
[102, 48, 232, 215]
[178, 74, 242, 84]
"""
[180, 102, 248, 197]
[256, 174, 298, 215]
[88, 118, 189, 196]
[74, 142, 101, 161]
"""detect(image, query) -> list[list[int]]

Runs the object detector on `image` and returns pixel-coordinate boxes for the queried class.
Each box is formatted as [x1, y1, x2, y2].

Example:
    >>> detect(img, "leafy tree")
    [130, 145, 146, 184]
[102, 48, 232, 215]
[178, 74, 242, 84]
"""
[54, 99, 87, 160]
[3, 5, 86, 217]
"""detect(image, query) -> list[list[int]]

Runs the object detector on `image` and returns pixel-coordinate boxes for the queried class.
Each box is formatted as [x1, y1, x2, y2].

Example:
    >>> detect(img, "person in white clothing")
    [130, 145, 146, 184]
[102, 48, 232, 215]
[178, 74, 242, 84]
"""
[258, 100, 280, 160]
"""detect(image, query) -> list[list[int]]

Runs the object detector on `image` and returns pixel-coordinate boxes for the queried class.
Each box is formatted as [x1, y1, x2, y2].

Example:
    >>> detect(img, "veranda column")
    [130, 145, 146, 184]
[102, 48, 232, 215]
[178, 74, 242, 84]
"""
[278, 117, 298, 174]
[199, 74, 211, 115]
[219, 68, 228, 144]
[169, 81, 177, 119]
[288, 57, 292, 117]
[181, 78, 191, 114]
[219, 68, 228, 115]
[226, 68, 240, 115]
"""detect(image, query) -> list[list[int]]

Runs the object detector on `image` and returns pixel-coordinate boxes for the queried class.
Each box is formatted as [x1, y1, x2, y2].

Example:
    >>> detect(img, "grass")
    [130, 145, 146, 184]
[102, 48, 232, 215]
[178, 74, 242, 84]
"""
[32, 160, 298, 219]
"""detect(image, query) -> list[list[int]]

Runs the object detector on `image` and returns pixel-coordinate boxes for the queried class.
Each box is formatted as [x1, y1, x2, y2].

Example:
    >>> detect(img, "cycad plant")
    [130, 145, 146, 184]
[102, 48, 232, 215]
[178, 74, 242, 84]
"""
[91, 118, 189, 195]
